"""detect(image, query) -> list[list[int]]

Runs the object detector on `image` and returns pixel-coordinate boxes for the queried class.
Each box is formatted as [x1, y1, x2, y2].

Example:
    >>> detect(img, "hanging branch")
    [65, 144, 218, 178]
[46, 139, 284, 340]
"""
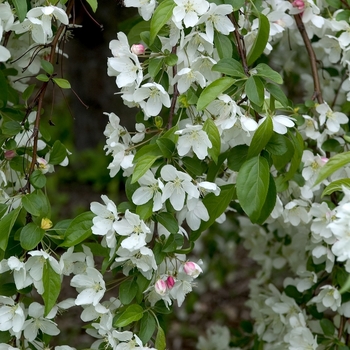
[292, 13, 324, 104]
[23, 0, 75, 195]
[229, 13, 250, 76]
[167, 45, 179, 130]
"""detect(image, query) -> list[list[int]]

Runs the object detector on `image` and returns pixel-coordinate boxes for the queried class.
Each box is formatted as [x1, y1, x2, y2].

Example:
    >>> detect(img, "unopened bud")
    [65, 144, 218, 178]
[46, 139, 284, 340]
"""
[155, 279, 167, 296]
[292, 0, 305, 10]
[4, 150, 16, 160]
[321, 157, 329, 164]
[131, 44, 145, 55]
[183, 262, 202, 278]
[41, 217, 53, 230]
[154, 116, 163, 129]
[166, 276, 175, 289]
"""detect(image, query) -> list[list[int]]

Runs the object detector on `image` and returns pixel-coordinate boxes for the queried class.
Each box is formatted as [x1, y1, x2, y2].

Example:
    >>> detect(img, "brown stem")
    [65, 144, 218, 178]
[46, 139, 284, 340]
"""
[338, 316, 346, 342]
[292, 13, 323, 104]
[340, 0, 350, 10]
[167, 45, 179, 129]
[23, 0, 75, 194]
[229, 13, 250, 76]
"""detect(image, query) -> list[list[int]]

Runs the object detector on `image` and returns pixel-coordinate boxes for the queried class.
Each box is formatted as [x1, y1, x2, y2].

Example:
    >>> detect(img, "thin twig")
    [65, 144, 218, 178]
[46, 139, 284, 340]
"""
[229, 13, 250, 76]
[167, 45, 179, 129]
[292, 13, 323, 104]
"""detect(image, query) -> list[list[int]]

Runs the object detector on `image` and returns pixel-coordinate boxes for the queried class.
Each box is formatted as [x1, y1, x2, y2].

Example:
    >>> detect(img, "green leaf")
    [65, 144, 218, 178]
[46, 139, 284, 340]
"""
[12, 0, 27, 22]
[197, 77, 235, 111]
[43, 260, 61, 316]
[254, 174, 276, 224]
[236, 156, 270, 223]
[212, 58, 246, 78]
[155, 326, 166, 350]
[322, 179, 350, 197]
[192, 184, 235, 240]
[247, 13, 270, 66]
[247, 116, 273, 158]
[136, 200, 153, 220]
[1, 121, 22, 135]
[314, 151, 350, 186]
[30, 170, 47, 189]
[283, 130, 303, 182]
[156, 138, 175, 158]
[162, 234, 184, 253]
[266, 83, 289, 107]
[320, 319, 335, 337]
[224, 0, 245, 10]
[139, 312, 156, 344]
[266, 133, 292, 156]
[227, 145, 249, 171]
[203, 118, 221, 163]
[49, 140, 67, 165]
[52, 78, 71, 89]
[164, 53, 178, 66]
[182, 156, 207, 177]
[149, 57, 164, 78]
[20, 223, 45, 250]
[254, 63, 283, 84]
[132, 154, 163, 184]
[245, 75, 264, 106]
[0, 71, 8, 106]
[41, 60, 54, 75]
[134, 143, 161, 162]
[214, 33, 233, 59]
[22, 191, 47, 217]
[321, 139, 342, 153]
[114, 304, 144, 327]
[119, 279, 138, 305]
[149, 0, 175, 45]
[36, 74, 50, 82]
[9, 156, 29, 172]
[85, 0, 98, 12]
[22, 84, 36, 101]
[60, 211, 93, 247]
[325, 0, 341, 7]
[155, 212, 179, 234]
[0, 207, 21, 251]
[0, 283, 17, 297]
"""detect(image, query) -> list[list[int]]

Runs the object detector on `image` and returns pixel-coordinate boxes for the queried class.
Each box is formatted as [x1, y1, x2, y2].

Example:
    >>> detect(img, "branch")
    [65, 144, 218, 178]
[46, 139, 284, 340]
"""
[292, 13, 323, 104]
[229, 13, 250, 76]
[23, 0, 75, 194]
[167, 45, 179, 129]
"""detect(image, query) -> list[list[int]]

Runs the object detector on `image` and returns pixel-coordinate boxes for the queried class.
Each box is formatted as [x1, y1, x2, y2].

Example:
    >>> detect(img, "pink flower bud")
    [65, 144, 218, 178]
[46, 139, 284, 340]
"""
[131, 44, 145, 55]
[292, 0, 305, 10]
[155, 279, 167, 296]
[183, 262, 202, 278]
[166, 276, 175, 289]
[321, 157, 329, 164]
[4, 150, 16, 160]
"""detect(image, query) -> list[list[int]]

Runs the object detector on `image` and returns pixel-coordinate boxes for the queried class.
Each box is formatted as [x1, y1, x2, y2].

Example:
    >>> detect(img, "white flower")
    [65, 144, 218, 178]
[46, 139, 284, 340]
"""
[114, 246, 157, 280]
[124, 0, 156, 20]
[197, 3, 234, 42]
[316, 103, 348, 133]
[23, 302, 59, 341]
[176, 68, 206, 93]
[59, 247, 86, 276]
[178, 197, 209, 230]
[113, 210, 151, 250]
[173, 0, 209, 28]
[176, 124, 212, 159]
[259, 114, 295, 134]
[161, 164, 199, 211]
[132, 170, 164, 211]
[91, 195, 119, 249]
[283, 200, 310, 226]
[70, 267, 106, 306]
[12, 6, 68, 44]
[0, 297, 25, 334]
[7, 256, 32, 290]
[133, 83, 171, 117]
[310, 285, 341, 312]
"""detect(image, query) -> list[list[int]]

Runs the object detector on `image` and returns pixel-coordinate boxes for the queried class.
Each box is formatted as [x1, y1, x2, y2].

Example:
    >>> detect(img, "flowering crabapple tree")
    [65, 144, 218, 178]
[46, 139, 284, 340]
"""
[2, 0, 350, 348]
